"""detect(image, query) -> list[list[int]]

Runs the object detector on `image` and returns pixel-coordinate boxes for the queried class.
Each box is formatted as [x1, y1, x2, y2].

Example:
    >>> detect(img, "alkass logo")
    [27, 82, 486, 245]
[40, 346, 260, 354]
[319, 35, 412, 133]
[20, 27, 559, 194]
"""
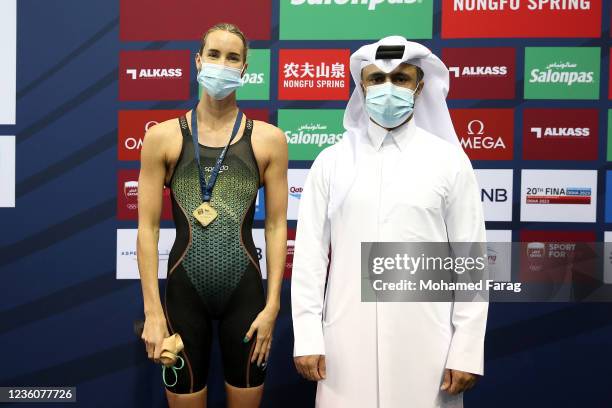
[450, 109, 513, 160]
[119, 50, 190, 101]
[118, 110, 187, 161]
[530, 127, 589, 138]
[523, 109, 597, 160]
[441, 0, 601, 38]
[449, 66, 507, 77]
[125, 68, 183, 79]
[279, 49, 350, 100]
[290, 0, 423, 11]
[117, 169, 172, 220]
[525, 186, 591, 205]
[443, 48, 515, 99]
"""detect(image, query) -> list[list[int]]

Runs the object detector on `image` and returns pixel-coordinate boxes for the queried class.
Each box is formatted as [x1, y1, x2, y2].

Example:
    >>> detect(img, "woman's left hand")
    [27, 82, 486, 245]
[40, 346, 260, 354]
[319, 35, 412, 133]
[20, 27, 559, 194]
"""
[244, 306, 279, 367]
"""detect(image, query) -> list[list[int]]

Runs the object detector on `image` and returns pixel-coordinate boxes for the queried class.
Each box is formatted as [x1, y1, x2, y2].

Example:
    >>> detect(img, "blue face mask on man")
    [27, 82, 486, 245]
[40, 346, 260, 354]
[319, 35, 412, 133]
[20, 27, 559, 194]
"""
[364, 81, 420, 128]
[197, 62, 244, 100]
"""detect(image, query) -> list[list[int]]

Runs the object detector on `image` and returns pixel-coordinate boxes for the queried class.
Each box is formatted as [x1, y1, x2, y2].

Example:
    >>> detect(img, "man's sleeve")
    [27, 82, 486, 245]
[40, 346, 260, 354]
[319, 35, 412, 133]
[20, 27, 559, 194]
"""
[291, 149, 332, 357]
[443, 151, 489, 376]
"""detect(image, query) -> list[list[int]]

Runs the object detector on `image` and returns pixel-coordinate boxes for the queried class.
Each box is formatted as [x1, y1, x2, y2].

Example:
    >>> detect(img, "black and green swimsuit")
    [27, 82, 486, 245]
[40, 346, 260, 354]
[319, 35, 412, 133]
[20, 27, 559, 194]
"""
[162, 112, 266, 392]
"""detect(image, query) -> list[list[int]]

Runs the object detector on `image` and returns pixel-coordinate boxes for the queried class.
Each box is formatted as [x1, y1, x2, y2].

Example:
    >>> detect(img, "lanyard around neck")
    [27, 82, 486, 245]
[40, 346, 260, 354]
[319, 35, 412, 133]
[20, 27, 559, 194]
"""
[190, 102, 243, 202]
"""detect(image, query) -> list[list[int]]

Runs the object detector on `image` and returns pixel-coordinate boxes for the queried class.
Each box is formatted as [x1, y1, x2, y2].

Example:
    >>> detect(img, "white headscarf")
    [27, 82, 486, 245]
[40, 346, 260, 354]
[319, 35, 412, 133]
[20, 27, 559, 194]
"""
[327, 36, 460, 220]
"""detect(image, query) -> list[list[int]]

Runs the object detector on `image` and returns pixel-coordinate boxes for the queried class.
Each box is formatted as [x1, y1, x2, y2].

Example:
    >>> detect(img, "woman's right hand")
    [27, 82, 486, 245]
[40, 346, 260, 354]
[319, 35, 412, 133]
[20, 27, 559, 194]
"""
[141, 312, 169, 364]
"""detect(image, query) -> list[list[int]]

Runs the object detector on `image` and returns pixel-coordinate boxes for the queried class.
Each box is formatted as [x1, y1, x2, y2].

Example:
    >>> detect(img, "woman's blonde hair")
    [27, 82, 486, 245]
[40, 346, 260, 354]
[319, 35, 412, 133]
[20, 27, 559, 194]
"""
[199, 23, 248, 62]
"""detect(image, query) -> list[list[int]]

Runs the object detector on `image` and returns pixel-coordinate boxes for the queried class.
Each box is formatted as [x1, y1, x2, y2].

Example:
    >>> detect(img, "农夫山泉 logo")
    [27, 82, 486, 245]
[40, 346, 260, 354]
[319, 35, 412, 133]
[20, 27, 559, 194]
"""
[450, 109, 514, 160]
[523, 109, 598, 160]
[119, 50, 190, 101]
[443, 47, 515, 99]
[117, 169, 172, 220]
[118, 110, 187, 161]
[520, 169, 597, 222]
[120, 0, 271, 41]
[442, 0, 601, 38]
[280, 0, 432, 40]
[278, 109, 344, 160]
[524, 47, 600, 100]
[278, 49, 350, 100]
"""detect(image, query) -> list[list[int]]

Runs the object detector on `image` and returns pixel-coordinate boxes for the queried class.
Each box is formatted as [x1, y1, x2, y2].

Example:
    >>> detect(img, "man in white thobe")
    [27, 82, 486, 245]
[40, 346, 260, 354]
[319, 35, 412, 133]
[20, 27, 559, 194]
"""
[291, 36, 488, 408]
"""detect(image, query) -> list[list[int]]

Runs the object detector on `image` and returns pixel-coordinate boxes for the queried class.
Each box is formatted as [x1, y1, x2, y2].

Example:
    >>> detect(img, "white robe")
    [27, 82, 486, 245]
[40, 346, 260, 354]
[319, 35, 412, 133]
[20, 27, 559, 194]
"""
[291, 117, 488, 408]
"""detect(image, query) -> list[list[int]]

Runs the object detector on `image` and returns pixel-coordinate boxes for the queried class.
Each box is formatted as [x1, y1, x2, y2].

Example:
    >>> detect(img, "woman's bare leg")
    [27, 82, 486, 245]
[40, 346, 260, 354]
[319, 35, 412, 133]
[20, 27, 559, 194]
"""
[165, 386, 207, 408]
[225, 382, 263, 408]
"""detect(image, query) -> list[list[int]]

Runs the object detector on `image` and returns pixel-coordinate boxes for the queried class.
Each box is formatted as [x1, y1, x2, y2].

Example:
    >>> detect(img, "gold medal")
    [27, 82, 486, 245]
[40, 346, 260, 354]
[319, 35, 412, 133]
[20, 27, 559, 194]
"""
[192, 202, 218, 227]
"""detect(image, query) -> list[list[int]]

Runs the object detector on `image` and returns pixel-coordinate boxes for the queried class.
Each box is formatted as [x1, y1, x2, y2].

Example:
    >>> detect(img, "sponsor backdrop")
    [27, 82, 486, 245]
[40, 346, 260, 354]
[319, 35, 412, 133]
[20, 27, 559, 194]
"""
[2, 0, 612, 407]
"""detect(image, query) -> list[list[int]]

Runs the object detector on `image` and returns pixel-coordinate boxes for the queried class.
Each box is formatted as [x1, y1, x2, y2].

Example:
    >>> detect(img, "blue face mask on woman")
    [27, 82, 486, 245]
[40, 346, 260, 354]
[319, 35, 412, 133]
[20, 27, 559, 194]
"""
[197, 62, 244, 100]
[364, 82, 420, 128]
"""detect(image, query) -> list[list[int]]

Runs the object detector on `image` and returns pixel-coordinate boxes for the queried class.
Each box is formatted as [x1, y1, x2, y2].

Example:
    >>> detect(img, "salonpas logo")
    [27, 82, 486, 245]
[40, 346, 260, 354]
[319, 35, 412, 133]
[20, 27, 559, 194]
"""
[234, 49, 270, 101]
[529, 61, 594, 86]
[241, 73, 265, 85]
[279, 109, 344, 160]
[524, 47, 600, 100]
[290, 0, 423, 11]
[280, 0, 432, 40]
[286, 123, 343, 146]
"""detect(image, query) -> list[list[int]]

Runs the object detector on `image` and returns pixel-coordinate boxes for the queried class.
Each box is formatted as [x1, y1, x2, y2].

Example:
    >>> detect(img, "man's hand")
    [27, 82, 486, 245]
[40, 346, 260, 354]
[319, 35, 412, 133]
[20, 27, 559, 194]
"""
[294, 355, 326, 381]
[440, 368, 479, 395]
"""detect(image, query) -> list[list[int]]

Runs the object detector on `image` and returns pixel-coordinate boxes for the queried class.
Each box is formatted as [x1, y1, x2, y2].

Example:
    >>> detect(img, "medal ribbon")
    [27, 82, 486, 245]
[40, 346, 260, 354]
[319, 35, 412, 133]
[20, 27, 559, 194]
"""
[190, 101, 243, 202]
